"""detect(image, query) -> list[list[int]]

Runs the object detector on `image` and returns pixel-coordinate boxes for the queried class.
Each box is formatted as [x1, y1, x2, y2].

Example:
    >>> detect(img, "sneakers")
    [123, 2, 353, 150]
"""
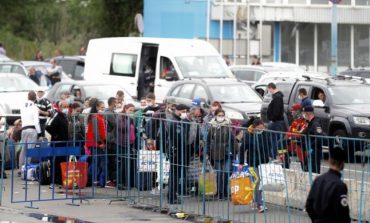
[257, 205, 268, 213]
[150, 188, 160, 195]
[105, 181, 116, 188]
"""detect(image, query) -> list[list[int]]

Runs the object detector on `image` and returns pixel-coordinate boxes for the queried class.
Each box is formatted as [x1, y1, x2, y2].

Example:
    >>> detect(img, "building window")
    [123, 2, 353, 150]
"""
[299, 23, 314, 69]
[356, 0, 370, 5]
[338, 25, 351, 68]
[317, 24, 331, 72]
[354, 25, 370, 67]
[288, 0, 306, 4]
[281, 23, 296, 64]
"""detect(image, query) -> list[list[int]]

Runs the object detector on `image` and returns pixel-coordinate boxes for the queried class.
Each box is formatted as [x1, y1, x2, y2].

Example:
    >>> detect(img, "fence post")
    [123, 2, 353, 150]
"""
[202, 124, 208, 216]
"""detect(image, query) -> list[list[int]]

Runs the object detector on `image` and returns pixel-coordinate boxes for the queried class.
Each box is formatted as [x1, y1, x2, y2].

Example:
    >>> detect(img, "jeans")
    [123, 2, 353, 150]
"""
[92, 148, 107, 187]
[268, 120, 285, 158]
[213, 158, 231, 199]
[254, 167, 263, 206]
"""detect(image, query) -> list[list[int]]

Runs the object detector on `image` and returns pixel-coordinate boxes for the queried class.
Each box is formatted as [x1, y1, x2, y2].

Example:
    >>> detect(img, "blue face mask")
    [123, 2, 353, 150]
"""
[62, 108, 69, 115]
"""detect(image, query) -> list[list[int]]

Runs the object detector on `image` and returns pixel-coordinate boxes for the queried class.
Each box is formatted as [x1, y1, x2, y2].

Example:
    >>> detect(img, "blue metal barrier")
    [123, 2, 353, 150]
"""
[4, 112, 370, 222]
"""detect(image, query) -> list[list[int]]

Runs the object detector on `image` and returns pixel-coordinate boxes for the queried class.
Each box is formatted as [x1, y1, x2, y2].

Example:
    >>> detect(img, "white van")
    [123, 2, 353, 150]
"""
[84, 37, 234, 101]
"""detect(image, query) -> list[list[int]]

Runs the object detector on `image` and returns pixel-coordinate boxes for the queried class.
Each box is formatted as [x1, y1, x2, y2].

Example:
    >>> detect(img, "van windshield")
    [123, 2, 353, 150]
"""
[329, 86, 370, 105]
[175, 56, 232, 78]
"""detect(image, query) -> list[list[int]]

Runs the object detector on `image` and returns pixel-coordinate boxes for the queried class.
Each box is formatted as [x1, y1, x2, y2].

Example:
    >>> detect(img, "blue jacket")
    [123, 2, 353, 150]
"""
[301, 97, 312, 108]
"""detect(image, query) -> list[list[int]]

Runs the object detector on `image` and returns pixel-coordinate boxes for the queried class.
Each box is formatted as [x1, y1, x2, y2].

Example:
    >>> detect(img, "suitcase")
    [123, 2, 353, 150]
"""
[37, 160, 51, 185]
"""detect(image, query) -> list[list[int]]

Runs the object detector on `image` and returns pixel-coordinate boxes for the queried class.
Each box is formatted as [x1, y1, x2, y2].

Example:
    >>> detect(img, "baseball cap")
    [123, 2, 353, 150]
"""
[192, 97, 202, 107]
[329, 146, 346, 162]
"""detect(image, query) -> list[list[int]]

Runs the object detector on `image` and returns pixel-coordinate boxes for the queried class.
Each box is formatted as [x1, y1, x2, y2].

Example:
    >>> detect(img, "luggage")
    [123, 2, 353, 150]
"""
[198, 160, 217, 196]
[21, 164, 38, 181]
[230, 163, 258, 205]
[37, 160, 51, 185]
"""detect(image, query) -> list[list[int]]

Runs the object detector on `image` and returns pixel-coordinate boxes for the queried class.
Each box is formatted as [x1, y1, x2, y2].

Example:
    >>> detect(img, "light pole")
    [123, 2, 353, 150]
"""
[330, 0, 340, 77]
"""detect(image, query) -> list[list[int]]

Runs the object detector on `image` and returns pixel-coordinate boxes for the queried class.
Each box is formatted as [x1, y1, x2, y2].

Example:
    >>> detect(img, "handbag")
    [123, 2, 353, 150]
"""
[60, 156, 88, 189]
[198, 159, 217, 196]
[230, 165, 258, 205]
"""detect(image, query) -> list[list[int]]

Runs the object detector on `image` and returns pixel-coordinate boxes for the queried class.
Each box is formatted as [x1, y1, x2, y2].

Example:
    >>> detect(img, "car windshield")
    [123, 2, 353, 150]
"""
[329, 86, 370, 105]
[209, 84, 262, 103]
[175, 56, 232, 78]
[83, 85, 131, 101]
[0, 75, 38, 92]
[0, 64, 26, 75]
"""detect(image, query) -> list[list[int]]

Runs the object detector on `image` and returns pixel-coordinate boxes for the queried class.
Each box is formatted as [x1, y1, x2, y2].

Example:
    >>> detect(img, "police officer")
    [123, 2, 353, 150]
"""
[167, 104, 190, 204]
[301, 106, 323, 174]
[305, 146, 350, 223]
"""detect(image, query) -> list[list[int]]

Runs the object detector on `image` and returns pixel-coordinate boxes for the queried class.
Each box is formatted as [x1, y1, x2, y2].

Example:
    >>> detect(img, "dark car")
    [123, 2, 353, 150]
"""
[340, 68, 370, 79]
[46, 81, 136, 106]
[165, 78, 262, 122]
[260, 77, 370, 141]
[53, 56, 85, 80]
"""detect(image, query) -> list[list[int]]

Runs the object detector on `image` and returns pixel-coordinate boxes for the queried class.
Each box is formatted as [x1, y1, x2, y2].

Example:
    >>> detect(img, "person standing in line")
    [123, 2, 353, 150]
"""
[35, 87, 52, 138]
[301, 106, 324, 174]
[115, 90, 125, 113]
[306, 146, 350, 223]
[266, 82, 285, 158]
[19, 91, 41, 176]
[167, 104, 190, 204]
[104, 97, 117, 188]
[45, 100, 69, 188]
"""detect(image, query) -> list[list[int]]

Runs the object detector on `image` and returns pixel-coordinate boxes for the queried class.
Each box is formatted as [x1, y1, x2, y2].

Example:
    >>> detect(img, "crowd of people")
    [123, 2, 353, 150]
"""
[0, 80, 335, 214]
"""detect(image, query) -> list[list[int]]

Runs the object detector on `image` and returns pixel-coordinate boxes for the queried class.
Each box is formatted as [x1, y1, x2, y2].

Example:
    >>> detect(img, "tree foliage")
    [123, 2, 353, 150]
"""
[0, 0, 143, 59]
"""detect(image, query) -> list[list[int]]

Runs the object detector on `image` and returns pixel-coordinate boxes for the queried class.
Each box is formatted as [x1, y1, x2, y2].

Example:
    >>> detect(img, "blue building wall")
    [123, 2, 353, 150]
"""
[144, 0, 233, 39]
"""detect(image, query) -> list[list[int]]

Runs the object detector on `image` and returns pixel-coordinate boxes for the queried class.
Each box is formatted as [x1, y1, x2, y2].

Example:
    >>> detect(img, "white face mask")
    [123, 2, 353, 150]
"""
[180, 113, 188, 120]
[147, 102, 154, 107]
[216, 116, 225, 123]
[298, 95, 302, 100]
[62, 108, 69, 115]
[302, 113, 308, 120]
[98, 110, 104, 114]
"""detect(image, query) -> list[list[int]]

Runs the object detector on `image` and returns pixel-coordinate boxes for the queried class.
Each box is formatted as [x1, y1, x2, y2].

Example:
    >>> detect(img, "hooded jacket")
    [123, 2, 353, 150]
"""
[267, 91, 284, 122]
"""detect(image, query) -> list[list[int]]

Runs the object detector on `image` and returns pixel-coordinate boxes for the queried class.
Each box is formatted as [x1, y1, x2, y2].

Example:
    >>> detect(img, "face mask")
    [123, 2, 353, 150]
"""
[180, 113, 187, 120]
[302, 113, 308, 120]
[98, 110, 104, 113]
[216, 116, 225, 123]
[147, 102, 154, 107]
[141, 105, 147, 110]
[298, 95, 302, 100]
[127, 113, 134, 118]
[62, 108, 69, 115]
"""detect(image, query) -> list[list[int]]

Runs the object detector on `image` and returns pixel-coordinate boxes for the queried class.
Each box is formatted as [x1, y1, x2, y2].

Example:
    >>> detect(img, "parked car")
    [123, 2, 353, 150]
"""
[340, 68, 370, 79]
[230, 62, 305, 85]
[0, 73, 39, 124]
[165, 78, 262, 122]
[0, 55, 12, 62]
[53, 56, 85, 80]
[46, 81, 137, 107]
[260, 76, 370, 143]
[0, 61, 49, 86]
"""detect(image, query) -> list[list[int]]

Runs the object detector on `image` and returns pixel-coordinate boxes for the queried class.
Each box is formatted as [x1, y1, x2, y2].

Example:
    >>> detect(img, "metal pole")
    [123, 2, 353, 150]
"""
[314, 24, 318, 71]
[233, 0, 237, 65]
[296, 27, 299, 66]
[219, 3, 224, 55]
[247, 0, 251, 64]
[206, 0, 211, 41]
[351, 25, 354, 69]
[330, 2, 338, 76]
[259, 0, 263, 61]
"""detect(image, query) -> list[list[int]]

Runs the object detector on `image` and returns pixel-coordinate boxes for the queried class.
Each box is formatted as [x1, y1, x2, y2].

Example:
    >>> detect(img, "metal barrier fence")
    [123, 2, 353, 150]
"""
[4, 112, 370, 222]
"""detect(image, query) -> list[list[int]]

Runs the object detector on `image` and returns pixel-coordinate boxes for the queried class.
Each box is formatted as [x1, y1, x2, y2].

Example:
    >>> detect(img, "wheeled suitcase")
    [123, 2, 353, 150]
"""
[37, 160, 51, 185]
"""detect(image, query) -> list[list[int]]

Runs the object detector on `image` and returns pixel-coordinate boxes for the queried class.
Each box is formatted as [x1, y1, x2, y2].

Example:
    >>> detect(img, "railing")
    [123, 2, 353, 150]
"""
[2, 113, 370, 222]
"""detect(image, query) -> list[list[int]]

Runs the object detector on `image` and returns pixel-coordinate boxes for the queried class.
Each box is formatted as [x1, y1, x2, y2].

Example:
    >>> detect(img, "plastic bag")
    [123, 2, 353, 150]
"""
[230, 164, 258, 205]
[60, 157, 88, 189]
[198, 160, 217, 196]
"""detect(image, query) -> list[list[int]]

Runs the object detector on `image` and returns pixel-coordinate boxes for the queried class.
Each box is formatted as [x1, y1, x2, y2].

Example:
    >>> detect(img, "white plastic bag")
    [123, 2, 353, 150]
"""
[259, 163, 285, 192]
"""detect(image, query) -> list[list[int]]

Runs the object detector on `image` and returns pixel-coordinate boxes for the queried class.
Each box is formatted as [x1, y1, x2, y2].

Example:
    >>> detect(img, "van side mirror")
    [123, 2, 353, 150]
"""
[165, 71, 179, 81]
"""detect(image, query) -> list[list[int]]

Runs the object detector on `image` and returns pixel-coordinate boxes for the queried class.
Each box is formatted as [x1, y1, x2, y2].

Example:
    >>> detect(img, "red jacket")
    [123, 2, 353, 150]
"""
[86, 114, 106, 148]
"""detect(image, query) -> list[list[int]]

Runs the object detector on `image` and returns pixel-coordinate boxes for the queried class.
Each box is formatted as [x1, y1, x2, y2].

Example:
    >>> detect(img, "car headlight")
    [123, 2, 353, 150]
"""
[226, 111, 244, 120]
[353, 116, 370, 126]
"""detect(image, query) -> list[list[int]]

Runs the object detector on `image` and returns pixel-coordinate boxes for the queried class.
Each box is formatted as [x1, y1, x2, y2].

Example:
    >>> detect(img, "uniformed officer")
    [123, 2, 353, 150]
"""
[301, 106, 323, 174]
[167, 104, 190, 204]
[305, 145, 350, 223]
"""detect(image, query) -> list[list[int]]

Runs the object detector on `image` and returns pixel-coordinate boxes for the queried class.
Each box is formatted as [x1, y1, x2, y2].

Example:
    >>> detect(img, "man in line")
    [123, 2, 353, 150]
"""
[35, 87, 52, 138]
[115, 90, 125, 113]
[306, 146, 350, 223]
[19, 91, 41, 176]
[104, 97, 117, 187]
[301, 106, 324, 174]
[266, 83, 285, 158]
